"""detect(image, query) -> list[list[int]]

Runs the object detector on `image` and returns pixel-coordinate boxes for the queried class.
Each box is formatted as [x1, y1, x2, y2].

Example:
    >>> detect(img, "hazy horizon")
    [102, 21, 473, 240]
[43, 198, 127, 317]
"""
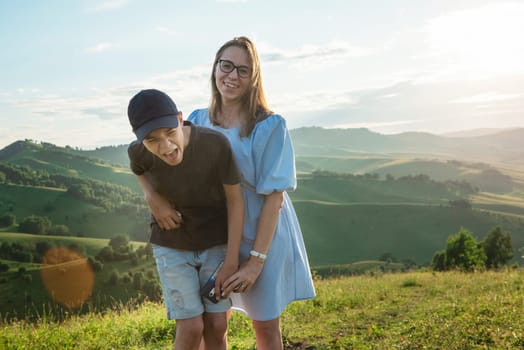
[1, 0, 523, 149]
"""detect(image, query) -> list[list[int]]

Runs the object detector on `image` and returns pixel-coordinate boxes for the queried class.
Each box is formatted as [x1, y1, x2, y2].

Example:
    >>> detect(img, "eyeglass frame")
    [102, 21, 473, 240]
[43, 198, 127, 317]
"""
[216, 59, 252, 79]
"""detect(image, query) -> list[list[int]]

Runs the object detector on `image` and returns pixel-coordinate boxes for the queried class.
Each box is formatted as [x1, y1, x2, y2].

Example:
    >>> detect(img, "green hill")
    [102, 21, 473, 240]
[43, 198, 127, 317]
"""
[0, 140, 138, 190]
[0, 183, 149, 239]
[1, 139, 523, 264]
[295, 201, 524, 265]
[1, 136, 524, 322]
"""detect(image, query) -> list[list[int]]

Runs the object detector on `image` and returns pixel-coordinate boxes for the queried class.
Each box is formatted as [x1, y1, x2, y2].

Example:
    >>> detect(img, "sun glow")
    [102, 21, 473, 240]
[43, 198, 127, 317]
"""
[424, 2, 524, 79]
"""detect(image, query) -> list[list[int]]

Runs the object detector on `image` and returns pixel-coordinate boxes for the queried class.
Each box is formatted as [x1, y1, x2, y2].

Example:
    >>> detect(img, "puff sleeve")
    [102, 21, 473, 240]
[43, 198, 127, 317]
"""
[252, 115, 297, 195]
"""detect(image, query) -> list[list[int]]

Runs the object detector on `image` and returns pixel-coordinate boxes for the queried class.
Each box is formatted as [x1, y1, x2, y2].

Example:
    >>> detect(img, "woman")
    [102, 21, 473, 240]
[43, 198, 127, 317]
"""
[146, 36, 316, 349]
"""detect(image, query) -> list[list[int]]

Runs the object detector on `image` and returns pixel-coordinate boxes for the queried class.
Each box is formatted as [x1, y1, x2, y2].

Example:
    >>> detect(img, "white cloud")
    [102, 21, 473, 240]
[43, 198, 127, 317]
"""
[259, 40, 375, 66]
[155, 26, 180, 36]
[86, 42, 114, 53]
[451, 93, 523, 104]
[4, 65, 214, 148]
[332, 119, 422, 130]
[85, 0, 129, 12]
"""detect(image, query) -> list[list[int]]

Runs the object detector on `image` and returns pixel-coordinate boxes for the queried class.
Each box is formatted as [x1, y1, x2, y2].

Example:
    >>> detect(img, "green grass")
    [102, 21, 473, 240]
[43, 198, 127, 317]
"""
[1, 270, 523, 349]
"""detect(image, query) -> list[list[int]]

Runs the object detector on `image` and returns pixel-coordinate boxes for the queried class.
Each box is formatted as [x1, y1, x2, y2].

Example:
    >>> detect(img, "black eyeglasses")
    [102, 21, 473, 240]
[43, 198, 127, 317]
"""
[217, 59, 251, 78]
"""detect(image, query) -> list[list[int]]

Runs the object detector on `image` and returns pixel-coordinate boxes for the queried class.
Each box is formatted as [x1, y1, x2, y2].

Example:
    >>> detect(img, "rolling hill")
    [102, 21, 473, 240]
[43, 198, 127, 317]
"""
[1, 132, 524, 320]
[1, 133, 524, 267]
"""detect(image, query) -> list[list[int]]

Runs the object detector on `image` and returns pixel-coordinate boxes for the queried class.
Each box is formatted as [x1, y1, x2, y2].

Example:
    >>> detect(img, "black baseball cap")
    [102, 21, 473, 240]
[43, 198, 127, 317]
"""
[127, 89, 180, 141]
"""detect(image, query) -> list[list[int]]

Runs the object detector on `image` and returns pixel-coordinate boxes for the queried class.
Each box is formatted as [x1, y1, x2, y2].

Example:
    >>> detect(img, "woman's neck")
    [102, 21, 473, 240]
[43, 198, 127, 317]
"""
[218, 102, 246, 128]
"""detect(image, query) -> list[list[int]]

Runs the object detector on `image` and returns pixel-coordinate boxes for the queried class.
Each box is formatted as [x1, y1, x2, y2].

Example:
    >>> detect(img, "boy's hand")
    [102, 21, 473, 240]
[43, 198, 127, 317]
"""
[144, 191, 183, 230]
[214, 260, 238, 301]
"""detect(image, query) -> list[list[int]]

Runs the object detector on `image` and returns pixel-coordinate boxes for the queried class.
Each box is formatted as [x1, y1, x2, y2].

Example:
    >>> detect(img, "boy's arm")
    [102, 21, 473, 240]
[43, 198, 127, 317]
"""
[215, 183, 244, 299]
[136, 175, 183, 230]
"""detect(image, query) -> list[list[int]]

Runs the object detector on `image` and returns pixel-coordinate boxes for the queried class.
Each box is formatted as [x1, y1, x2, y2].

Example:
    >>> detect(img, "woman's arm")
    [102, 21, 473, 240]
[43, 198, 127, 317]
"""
[222, 191, 283, 294]
[136, 175, 183, 230]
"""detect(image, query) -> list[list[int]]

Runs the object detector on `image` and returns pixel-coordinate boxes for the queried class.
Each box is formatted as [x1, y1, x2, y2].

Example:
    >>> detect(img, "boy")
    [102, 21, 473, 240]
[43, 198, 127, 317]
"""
[126, 89, 243, 350]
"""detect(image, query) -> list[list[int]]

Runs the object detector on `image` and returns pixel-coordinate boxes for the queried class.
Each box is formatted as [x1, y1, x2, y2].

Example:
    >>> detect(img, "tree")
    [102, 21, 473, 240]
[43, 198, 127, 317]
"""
[67, 183, 94, 201]
[0, 213, 16, 227]
[35, 241, 53, 261]
[96, 246, 114, 262]
[109, 235, 130, 254]
[18, 215, 52, 234]
[448, 199, 472, 210]
[87, 257, 103, 272]
[133, 272, 144, 290]
[108, 269, 120, 285]
[47, 224, 70, 236]
[0, 242, 12, 259]
[379, 252, 397, 263]
[481, 226, 513, 268]
[431, 251, 446, 271]
[445, 228, 486, 271]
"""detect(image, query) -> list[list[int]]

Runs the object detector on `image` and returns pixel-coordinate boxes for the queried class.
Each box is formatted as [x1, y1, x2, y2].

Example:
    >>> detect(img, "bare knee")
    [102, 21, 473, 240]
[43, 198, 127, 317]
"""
[203, 312, 228, 341]
[253, 318, 280, 334]
[176, 316, 204, 339]
[252, 318, 283, 350]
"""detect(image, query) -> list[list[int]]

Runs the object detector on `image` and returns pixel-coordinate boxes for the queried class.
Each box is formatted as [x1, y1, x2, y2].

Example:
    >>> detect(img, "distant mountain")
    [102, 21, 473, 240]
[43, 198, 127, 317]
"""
[3, 127, 523, 167]
[290, 127, 524, 164]
[441, 128, 517, 138]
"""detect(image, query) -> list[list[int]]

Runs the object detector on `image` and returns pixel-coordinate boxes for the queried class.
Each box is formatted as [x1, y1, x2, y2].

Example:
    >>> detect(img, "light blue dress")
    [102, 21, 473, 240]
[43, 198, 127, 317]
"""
[188, 109, 316, 321]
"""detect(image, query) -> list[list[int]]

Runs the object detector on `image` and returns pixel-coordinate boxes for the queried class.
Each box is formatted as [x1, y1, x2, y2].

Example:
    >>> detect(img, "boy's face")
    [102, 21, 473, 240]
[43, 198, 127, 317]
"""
[142, 114, 185, 166]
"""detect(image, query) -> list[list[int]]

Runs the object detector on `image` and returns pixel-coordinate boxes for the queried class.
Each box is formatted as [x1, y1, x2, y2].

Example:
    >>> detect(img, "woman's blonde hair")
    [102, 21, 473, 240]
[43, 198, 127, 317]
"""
[209, 36, 272, 137]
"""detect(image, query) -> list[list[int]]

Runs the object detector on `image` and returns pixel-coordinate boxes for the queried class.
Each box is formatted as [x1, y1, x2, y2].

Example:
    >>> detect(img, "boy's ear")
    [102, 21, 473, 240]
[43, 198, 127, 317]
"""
[178, 111, 183, 124]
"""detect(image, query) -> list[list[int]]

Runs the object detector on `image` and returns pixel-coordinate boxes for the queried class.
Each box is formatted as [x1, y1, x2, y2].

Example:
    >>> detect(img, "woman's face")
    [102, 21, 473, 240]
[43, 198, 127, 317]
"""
[215, 46, 252, 104]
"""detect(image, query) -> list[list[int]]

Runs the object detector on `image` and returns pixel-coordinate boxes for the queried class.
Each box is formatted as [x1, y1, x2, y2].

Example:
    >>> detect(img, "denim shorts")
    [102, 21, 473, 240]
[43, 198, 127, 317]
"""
[152, 244, 231, 320]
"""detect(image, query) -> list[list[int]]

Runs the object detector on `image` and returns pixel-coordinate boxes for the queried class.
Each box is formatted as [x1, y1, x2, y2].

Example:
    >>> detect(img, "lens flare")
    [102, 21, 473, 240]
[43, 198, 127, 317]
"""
[40, 247, 94, 309]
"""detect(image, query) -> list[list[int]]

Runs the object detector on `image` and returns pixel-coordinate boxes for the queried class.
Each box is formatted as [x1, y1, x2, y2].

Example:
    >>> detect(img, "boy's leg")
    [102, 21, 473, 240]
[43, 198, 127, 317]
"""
[174, 316, 204, 350]
[152, 245, 206, 348]
[198, 245, 231, 350]
[202, 312, 228, 350]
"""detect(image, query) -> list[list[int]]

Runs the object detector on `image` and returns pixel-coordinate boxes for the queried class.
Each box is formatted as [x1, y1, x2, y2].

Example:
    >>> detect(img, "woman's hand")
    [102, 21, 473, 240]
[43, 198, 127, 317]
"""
[221, 257, 264, 296]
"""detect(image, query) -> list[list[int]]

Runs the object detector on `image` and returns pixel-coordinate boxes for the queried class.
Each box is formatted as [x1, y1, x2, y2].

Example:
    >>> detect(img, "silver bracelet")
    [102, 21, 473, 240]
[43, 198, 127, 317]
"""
[249, 250, 267, 261]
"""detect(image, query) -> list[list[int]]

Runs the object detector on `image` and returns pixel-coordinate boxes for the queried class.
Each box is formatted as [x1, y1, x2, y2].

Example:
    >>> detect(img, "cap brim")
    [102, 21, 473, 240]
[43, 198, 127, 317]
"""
[134, 114, 179, 141]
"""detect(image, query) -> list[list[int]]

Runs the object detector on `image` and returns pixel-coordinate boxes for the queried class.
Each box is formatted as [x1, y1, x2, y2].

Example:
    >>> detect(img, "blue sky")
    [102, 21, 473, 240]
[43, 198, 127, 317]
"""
[1, 0, 523, 149]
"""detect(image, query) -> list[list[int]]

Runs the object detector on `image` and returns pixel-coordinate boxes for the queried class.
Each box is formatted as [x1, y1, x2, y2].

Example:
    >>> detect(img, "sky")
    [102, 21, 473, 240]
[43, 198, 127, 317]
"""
[1, 0, 523, 150]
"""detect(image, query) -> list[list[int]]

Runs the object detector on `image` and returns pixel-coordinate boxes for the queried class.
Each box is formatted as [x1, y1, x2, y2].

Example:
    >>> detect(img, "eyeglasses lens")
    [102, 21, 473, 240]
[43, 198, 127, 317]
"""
[219, 60, 250, 78]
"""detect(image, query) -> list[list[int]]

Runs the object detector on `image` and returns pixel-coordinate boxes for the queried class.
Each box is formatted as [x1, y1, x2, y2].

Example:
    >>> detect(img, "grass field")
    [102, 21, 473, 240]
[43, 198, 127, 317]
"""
[1, 270, 523, 349]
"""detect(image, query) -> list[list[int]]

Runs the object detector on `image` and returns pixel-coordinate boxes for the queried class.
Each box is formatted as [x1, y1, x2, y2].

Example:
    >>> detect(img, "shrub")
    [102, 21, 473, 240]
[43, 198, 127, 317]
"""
[18, 215, 52, 235]
[0, 213, 16, 227]
[481, 226, 514, 268]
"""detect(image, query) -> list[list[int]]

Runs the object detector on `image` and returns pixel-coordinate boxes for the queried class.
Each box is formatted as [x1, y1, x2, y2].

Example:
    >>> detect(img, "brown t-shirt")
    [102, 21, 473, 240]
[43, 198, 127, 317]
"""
[128, 122, 241, 251]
